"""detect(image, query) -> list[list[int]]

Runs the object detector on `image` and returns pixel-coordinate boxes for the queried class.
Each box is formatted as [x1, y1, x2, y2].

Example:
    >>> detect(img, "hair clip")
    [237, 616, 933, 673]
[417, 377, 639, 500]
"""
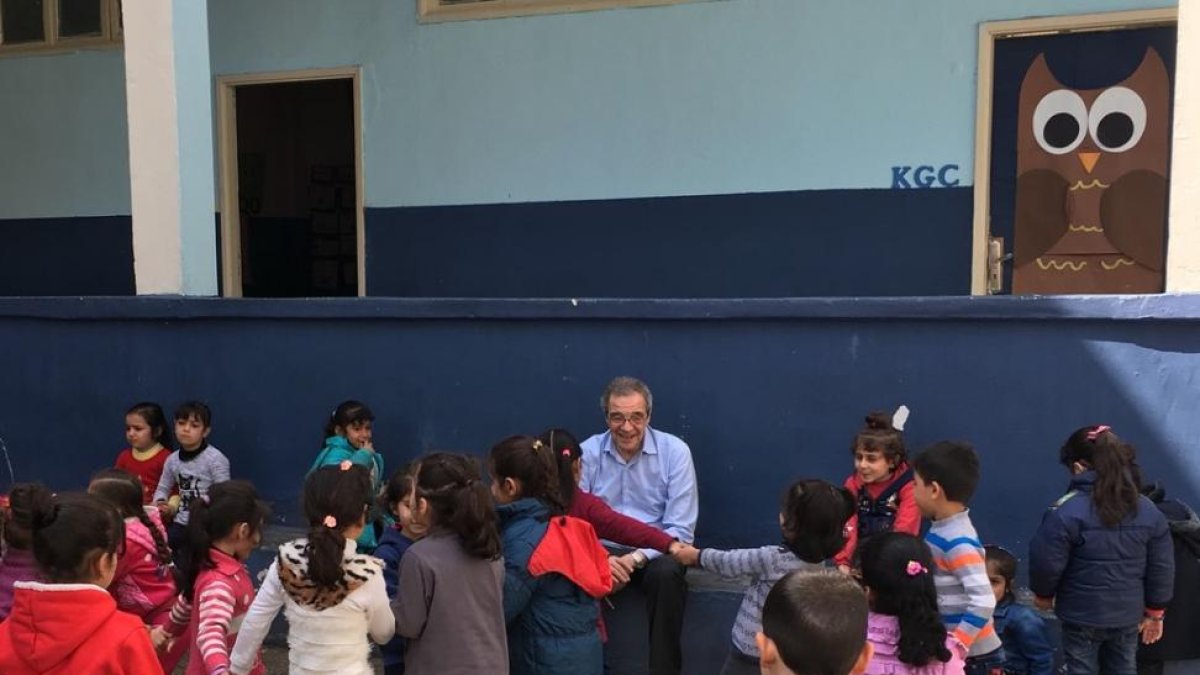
[905, 560, 928, 576]
[323, 515, 338, 528]
[339, 460, 353, 471]
[561, 448, 571, 458]
[531, 440, 544, 451]
[892, 405, 910, 432]
[1087, 425, 1111, 441]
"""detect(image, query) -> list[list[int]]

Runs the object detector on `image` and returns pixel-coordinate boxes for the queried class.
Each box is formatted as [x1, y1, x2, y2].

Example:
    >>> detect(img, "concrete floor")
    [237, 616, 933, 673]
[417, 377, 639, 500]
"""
[173, 646, 384, 673]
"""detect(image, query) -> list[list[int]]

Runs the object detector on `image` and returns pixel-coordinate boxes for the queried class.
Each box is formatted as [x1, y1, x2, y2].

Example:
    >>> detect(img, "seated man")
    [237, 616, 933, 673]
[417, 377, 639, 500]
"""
[581, 376, 698, 675]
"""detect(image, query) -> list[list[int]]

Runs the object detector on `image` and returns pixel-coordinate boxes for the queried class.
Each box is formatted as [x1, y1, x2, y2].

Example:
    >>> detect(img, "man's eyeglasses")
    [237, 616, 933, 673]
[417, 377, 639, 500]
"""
[607, 412, 648, 427]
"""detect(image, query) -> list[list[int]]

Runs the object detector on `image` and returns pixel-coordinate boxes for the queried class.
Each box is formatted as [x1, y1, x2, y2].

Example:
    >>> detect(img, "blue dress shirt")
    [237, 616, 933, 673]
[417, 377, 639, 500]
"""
[580, 426, 699, 560]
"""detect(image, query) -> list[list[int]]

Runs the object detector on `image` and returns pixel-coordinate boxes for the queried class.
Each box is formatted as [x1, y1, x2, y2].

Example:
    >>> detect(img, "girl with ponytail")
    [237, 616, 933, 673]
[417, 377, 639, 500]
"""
[89, 469, 179, 623]
[0, 482, 51, 621]
[490, 435, 611, 675]
[230, 462, 394, 675]
[859, 532, 964, 674]
[0, 492, 163, 674]
[1030, 425, 1174, 675]
[392, 452, 506, 674]
[163, 480, 270, 675]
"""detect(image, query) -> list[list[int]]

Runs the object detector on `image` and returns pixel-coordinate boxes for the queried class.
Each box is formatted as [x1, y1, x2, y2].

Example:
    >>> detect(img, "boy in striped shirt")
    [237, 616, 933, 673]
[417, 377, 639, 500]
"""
[912, 441, 1003, 675]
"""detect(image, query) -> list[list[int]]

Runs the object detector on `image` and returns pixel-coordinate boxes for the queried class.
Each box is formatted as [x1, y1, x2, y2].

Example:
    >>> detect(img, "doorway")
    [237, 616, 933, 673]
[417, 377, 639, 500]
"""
[217, 68, 363, 297]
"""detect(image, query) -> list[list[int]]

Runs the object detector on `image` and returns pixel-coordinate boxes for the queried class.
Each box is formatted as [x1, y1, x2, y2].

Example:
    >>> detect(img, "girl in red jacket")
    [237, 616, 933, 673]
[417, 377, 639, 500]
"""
[835, 409, 920, 573]
[0, 492, 163, 674]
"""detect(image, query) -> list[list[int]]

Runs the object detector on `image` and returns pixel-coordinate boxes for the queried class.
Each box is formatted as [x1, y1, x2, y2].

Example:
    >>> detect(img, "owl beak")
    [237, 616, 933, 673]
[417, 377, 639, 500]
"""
[1078, 152, 1101, 174]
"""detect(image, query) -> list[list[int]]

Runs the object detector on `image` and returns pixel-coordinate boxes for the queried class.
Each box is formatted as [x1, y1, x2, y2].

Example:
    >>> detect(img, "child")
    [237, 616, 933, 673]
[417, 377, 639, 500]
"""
[836, 410, 919, 572]
[392, 452, 506, 674]
[163, 480, 270, 675]
[490, 435, 612, 675]
[1137, 482, 1200, 675]
[88, 469, 179, 625]
[756, 569, 873, 675]
[672, 478, 855, 675]
[0, 482, 51, 621]
[984, 546, 1054, 675]
[376, 464, 426, 675]
[1029, 425, 1173, 675]
[860, 532, 966, 675]
[153, 401, 231, 568]
[115, 402, 172, 504]
[310, 400, 385, 551]
[0, 492, 163, 673]
[912, 441, 1003, 675]
[542, 428, 682, 557]
[230, 463, 394, 674]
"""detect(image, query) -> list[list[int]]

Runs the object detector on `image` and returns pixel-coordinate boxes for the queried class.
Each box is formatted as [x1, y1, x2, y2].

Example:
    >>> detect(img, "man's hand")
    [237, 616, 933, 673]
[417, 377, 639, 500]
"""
[671, 544, 700, 567]
[1140, 616, 1164, 644]
[608, 554, 637, 592]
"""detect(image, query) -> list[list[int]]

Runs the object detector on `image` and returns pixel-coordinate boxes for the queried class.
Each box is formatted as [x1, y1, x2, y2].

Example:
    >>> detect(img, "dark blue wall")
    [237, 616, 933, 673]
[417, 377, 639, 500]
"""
[0, 295, 1197, 563]
[366, 187, 973, 297]
[0, 216, 134, 295]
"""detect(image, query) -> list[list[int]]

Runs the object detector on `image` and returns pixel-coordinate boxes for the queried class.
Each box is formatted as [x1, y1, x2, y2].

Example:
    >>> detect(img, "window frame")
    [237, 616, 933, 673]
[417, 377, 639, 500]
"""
[418, 0, 693, 23]
[0, 0, 121, 56]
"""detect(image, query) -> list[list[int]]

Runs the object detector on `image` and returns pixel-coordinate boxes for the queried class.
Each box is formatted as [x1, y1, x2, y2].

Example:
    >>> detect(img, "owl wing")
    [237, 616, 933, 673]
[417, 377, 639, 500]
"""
[1100, 170, 1167, 271]
[1013, 169, 1070, 268]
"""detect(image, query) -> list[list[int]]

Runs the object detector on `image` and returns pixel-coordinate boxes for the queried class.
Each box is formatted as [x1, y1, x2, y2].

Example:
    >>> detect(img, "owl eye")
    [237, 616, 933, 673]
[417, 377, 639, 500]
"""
[1088, 87, 1146, 153]
[1033, 90, 1088, 154]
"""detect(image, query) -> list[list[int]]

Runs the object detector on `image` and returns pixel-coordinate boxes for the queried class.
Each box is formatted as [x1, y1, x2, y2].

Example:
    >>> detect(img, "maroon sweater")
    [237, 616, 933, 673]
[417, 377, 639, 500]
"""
[569, 490, 674, 552]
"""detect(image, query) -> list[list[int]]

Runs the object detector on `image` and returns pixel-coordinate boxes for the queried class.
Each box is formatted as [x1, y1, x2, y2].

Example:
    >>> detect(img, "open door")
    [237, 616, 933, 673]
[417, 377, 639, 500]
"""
[217, 68, 364, 297]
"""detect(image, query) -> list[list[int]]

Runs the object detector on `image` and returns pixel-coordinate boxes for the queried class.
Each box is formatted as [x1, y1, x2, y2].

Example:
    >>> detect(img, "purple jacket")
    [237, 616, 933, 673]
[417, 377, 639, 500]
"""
[0, 548, 39, 621]
[866, 612, 966, 675]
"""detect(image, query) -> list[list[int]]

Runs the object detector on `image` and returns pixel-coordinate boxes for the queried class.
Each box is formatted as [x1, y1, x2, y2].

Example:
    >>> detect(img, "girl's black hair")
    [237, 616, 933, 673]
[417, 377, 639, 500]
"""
[414, 452, 500, 559]
[539, 427, 582, 511]
[489, 435, 565, 515]
[126, 401, 172, 448]
[382, 462, 419, 513]
[304, 464, 372, 590]
[3, 482, 52, 550]
[851, 411, 907, 466]
[30, 492, 125, 584]
[859, 532, 952, 668]
[984, 545, 1017, 602]
[779, 479, 855, 563]
[182, 480, 269, 600]
[89, 469, 176, 584]
[1060, 425, 1140, 527]
[324, 400, 375, 440]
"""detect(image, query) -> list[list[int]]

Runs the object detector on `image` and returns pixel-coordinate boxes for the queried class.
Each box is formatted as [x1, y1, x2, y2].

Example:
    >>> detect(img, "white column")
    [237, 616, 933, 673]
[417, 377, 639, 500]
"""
[1168, 0, 1200, 292]
[122, 0, 217, 295]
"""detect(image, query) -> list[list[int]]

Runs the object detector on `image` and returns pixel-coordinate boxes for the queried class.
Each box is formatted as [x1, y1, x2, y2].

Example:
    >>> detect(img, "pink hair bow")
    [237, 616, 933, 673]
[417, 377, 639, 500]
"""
[1087, 425, 1111, 441]
[905, 560, 928, 576]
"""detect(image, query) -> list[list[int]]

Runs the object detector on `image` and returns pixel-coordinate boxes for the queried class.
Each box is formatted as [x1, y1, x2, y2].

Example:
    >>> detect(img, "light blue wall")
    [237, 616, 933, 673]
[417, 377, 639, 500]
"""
[0, 49, 128, 219]
[0, 0, 1176, 219]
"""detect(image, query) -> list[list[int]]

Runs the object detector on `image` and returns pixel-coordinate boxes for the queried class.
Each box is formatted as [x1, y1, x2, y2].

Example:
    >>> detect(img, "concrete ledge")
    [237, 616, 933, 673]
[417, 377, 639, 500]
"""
[2, 294, 1200, 321]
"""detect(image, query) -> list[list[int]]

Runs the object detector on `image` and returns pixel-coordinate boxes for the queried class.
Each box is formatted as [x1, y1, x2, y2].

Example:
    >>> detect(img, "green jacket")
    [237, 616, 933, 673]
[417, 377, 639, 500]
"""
[309, 435, 386, 551]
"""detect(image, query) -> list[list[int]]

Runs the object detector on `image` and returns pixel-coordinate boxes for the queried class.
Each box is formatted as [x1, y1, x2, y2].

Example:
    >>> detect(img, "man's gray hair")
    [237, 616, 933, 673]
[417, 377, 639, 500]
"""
[601, 376, 653, 416]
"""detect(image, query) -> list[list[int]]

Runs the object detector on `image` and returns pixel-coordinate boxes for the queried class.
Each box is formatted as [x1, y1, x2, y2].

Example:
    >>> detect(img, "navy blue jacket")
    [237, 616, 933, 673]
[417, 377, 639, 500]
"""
[1029, 471, 1174, 628]
[498, 498, 602, 675]
[375, 526, 414, 669]
[994, 598, 1055, 675]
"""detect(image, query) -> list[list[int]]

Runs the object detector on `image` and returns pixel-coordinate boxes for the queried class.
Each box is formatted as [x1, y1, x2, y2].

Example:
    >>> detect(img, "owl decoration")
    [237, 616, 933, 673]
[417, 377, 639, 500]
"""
[1012, 48, 1170, 294]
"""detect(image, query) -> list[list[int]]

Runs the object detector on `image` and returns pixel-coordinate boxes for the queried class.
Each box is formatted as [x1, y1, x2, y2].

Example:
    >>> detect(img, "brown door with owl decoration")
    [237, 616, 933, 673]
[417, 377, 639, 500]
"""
[1011, 47, 1171, 294]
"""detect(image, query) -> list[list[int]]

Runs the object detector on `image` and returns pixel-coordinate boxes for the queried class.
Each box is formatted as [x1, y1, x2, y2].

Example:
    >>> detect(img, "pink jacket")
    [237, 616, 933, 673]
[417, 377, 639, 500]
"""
[866, 612, 966, 675]
[111, 509, 178, 623]
[0, 548, 39, 621]
[166, 548, 263, 675]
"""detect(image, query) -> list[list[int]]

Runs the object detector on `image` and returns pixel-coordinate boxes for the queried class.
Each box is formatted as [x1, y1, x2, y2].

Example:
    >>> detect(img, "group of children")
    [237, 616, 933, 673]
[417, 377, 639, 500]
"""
[0, 399, 1181, 675]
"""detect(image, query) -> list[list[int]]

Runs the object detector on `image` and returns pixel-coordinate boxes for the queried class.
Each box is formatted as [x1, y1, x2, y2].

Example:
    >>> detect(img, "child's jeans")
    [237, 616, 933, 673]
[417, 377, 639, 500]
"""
[1061, 622, 1138, 675]
[965, 647, 1006, 675]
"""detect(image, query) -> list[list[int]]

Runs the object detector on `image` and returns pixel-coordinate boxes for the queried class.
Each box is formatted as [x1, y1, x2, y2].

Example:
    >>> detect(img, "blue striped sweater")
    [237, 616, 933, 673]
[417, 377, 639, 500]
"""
[925, 509, 1001, 657]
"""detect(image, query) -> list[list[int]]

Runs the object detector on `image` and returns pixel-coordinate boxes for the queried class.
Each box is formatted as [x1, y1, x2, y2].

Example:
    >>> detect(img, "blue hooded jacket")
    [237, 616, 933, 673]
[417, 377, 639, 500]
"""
[498, 498, 603, 675]
[994, 598, 1055, 675]
[309, 435, 386, 551]
[1029, 471, 1174, 628]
